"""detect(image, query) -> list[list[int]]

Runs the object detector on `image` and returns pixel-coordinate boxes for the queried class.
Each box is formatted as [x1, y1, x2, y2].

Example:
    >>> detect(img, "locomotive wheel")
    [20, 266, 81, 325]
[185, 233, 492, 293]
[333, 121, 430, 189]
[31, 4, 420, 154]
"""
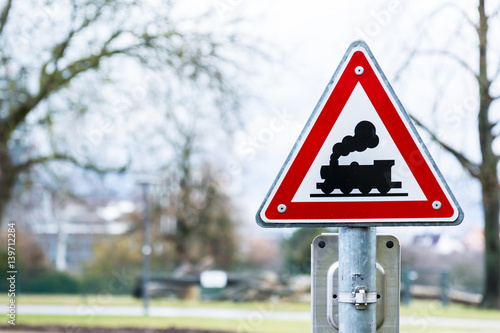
[359, 185, 371, 195]
[319, 181, 334, 194]
[340, 185, 353, 195]
[377, 183, 390, 195]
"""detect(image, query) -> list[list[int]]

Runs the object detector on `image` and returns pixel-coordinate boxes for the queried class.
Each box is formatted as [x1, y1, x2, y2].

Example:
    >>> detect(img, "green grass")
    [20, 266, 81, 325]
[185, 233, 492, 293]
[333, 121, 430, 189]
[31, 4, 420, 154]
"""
[13, 315, 310, 333]
[0, 293, 310, 311]
[400, 325, 493, 332]
[4, 294, 499, 319]
[2, 294, 499, 333]
[400, 300, 500, 320]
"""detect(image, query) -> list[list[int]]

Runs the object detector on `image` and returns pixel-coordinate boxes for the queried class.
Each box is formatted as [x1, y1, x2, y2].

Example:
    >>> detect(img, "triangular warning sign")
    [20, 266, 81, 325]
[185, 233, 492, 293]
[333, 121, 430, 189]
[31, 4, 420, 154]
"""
[256, 41, 463, 227]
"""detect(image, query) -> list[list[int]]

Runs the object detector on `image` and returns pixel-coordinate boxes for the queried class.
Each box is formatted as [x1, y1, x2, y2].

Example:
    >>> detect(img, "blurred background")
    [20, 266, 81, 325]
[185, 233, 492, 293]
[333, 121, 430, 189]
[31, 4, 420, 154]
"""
[0, 0, 499, 332]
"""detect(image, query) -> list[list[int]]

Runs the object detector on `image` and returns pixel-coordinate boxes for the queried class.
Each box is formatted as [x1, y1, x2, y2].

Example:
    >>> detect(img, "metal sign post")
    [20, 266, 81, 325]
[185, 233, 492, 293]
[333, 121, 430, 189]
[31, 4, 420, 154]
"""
[338, 227, 377, 332]
[257, 40, 462, 333]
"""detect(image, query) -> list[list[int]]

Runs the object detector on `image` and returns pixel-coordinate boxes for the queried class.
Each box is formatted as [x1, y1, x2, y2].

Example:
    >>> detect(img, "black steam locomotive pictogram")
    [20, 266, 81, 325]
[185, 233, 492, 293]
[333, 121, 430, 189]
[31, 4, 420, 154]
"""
[313, 120, 403, 196]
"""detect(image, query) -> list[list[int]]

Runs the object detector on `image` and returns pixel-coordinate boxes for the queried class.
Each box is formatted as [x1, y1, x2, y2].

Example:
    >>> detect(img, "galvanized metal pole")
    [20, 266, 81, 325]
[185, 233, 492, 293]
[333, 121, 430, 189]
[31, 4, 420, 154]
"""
[141, 183, 151, 316]
[338, 227, 377, 332]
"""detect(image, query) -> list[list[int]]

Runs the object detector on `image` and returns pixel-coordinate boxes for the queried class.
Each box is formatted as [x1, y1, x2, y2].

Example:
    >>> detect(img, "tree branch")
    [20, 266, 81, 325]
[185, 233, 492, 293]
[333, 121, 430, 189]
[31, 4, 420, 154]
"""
[491, 91, 500, 100]
[0, 0, 12, 35]
[392, 3, 477, 84]
[489, 50, 500, 86]
[491, 66, 500, 90]
[452, 3, 478, 28]
[53, 32, 127, 87]
[5, 31, 129, 134]
[490, 4, 500, 18]
[418, 49, 478, 79]
[410, 114, 481, 179]
[424, 2, 477, 28]
[13, 152, 128, 175]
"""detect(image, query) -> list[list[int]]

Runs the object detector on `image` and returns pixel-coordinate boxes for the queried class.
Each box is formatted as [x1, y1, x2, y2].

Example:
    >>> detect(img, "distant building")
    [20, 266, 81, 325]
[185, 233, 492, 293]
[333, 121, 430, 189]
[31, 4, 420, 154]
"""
[462, 228, 485, 252]
[31, 196, 135, 273]
[412, 233, 441, 247]
[411, 233, 465, 255]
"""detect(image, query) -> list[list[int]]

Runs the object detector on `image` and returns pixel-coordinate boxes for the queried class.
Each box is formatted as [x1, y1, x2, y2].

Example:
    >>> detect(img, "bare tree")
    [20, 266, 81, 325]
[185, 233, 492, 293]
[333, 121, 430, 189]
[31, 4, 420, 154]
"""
[0, 0, 245, 227]
[407, 0, 500, 308]
[152, 122, 239, 268]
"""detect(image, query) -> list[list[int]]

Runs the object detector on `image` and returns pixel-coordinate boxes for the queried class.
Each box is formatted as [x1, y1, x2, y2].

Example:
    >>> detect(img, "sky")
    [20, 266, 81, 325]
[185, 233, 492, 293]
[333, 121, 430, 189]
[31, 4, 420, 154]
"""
[9, 0, 493, 245]
[203, 0, 492, 242]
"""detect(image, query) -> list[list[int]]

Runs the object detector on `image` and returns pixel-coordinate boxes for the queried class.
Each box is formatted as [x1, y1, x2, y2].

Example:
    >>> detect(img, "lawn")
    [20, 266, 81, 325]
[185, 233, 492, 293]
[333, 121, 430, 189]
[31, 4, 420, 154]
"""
[2, 294, 499, 332]
[12, 315, 310, 333]
[2, 293, 310, 311]
[400, 299, 500, 320]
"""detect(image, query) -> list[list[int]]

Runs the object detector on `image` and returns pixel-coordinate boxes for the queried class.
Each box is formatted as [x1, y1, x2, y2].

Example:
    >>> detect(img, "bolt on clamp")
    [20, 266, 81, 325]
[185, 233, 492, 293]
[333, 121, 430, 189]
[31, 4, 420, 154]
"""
[338, 286, 378, 310]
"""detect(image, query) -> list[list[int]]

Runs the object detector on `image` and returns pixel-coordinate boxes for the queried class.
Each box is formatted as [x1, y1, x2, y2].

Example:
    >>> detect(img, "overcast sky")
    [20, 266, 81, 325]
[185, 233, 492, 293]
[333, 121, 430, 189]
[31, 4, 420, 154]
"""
[204, 0, 493, 241]
[46, 0, 492, 243]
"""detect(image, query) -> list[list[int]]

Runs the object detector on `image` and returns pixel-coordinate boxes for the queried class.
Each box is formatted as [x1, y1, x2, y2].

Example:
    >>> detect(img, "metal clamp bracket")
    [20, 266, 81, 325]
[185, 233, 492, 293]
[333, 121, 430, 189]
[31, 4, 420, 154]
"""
[338, 286, 378, 310]
[313, 234, 400, 332]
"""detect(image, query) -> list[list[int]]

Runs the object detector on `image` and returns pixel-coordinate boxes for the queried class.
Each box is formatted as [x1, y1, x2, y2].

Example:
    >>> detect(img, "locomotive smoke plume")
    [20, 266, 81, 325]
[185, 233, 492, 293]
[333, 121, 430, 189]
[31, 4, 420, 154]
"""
[330, 120, 379, 163]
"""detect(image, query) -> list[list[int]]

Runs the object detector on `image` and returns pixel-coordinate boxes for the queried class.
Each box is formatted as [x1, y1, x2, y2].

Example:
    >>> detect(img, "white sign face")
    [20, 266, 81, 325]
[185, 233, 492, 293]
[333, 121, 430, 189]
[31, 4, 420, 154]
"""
[256, 41, 463, 227]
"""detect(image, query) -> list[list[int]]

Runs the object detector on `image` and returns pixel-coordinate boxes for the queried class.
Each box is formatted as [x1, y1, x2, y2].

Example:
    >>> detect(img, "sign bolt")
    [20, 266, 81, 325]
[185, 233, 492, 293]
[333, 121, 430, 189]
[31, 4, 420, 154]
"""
[355, 66, 364, 75]
[432, 201, 442, 210]
[277, 204, 287, 213]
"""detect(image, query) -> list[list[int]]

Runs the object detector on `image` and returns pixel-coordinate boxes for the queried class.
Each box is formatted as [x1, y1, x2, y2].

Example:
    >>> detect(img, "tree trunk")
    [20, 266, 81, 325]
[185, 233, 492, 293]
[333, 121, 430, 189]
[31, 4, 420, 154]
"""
[0, 141, 15, 229]
[481, 182, 500, 308]
[0, 135, 15, 227]
[477, 0, 500, 309]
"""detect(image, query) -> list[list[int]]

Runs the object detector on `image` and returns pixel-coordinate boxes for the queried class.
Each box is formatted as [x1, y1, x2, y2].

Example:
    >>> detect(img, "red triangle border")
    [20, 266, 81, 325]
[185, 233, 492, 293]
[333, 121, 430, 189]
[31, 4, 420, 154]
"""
[257, 42, 462, 227]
